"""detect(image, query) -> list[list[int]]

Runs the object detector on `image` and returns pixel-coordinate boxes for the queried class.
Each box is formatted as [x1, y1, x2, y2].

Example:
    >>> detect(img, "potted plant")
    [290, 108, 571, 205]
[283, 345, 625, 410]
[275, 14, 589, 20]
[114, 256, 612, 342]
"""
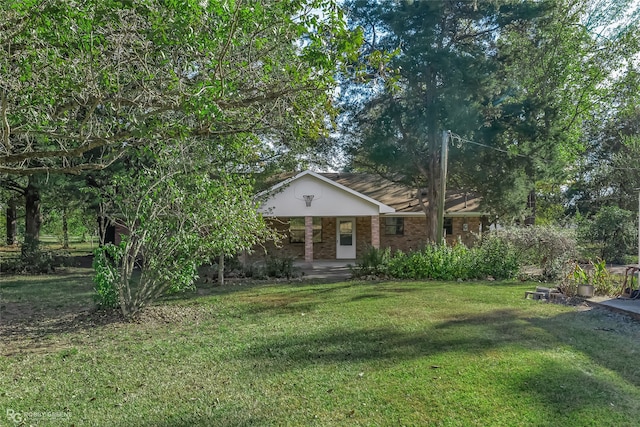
[571, 258, 612, 297]
[572, 263, 594, 297]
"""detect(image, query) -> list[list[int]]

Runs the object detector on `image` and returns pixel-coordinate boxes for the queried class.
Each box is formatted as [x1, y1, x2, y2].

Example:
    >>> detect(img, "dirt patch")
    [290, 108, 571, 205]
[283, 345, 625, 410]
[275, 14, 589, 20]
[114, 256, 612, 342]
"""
[0, 302, 219, 356]
[132, 304, 218, 325]
[0, 306, 125, 356]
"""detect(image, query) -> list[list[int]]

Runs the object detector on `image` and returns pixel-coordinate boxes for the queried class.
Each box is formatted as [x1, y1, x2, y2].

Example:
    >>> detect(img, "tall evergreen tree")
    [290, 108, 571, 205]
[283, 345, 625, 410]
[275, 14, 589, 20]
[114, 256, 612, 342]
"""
[342, 0, 550, 241]
[341, 0, 640, 239]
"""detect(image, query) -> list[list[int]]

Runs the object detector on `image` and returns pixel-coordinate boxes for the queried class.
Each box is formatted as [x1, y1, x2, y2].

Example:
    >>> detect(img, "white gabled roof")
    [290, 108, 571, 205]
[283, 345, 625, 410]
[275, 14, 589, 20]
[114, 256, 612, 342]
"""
[257, 170, 395, 216]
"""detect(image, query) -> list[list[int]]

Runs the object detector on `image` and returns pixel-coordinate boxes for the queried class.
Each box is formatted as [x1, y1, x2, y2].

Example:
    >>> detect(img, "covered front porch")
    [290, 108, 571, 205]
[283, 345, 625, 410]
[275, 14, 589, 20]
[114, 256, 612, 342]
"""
[256, 171, 395, 264]
[299, 215, 381, 263]
[259, 215, 383, 264]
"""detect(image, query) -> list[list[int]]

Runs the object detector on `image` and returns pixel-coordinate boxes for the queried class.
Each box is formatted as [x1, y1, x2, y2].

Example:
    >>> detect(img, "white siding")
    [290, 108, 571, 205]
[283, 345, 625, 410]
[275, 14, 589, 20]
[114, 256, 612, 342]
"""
[259, 174, 382, 217]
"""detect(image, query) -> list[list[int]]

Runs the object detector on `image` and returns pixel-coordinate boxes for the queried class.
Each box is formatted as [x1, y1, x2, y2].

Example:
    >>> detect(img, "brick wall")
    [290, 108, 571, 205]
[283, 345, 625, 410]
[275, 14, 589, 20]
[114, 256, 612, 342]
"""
[247, 214, 485, 262]
[315, 217, 336, 259]
[380, 215, 483, 252]
[446, 217, 482, 247]
[380, 216, 428, 252]
[355, 217, 371, 258]
[247, 217, 336, 261]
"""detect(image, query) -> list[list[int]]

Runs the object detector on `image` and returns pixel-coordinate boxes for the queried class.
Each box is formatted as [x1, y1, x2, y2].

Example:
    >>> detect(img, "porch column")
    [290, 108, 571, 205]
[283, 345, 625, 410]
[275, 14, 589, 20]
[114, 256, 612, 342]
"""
[304, 216, 314, 263]
[371, 215, 380, 249]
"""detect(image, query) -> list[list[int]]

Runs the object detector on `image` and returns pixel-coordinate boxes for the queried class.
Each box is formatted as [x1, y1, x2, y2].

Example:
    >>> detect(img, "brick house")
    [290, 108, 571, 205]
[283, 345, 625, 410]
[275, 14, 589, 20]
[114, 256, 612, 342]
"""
[253, 170, 491, 264]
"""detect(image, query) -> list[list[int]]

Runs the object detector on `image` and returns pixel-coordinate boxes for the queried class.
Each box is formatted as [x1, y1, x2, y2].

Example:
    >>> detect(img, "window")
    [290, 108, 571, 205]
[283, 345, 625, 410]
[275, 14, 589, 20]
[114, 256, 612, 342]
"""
[444, 218, 453, 236]
[339, 220, 353, 245]
[289, 217, 322, 243]
[385, 217, 404, 235]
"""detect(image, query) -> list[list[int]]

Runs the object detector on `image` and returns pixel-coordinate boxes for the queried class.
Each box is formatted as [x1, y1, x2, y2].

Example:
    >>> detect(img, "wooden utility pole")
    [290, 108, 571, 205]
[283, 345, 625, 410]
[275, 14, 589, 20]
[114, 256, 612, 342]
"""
[436, 130, 450, 243]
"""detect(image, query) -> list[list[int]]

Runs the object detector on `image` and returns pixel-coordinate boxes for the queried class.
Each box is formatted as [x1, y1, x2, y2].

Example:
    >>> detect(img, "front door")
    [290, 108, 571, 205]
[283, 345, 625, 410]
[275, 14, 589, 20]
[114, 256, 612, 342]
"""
[336, 217, 356, 259]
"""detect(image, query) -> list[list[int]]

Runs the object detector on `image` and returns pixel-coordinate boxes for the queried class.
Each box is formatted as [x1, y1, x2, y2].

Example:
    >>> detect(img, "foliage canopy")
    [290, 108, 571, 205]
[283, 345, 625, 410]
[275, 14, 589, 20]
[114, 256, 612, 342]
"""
[1, 0, 353, 175]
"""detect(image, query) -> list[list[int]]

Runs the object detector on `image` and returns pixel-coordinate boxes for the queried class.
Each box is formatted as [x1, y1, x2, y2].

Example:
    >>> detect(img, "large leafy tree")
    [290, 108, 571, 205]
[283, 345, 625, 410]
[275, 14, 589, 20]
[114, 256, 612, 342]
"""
[565, 66, 640, 261]
[1, 0, 355, 258]
[0, 0, 352, 175]
[18, 0, 358, 317]
[568, 67, 640, 215]
[341, 0, 640, 240]
[479, 0, 640, 221]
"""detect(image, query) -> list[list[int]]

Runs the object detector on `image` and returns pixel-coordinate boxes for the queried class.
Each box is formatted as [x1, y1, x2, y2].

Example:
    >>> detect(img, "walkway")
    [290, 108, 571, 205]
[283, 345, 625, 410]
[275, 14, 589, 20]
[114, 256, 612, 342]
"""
[587, 296, 640, 321]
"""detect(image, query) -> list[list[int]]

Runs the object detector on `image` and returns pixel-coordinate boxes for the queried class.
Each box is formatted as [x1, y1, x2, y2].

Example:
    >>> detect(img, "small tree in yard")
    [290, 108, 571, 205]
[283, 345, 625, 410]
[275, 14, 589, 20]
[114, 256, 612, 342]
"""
[95, 142, 276, 319]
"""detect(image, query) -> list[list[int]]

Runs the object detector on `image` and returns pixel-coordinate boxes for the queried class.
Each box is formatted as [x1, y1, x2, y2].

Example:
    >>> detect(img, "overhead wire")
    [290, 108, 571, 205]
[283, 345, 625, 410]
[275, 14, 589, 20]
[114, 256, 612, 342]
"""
[449, 132, 532, 159]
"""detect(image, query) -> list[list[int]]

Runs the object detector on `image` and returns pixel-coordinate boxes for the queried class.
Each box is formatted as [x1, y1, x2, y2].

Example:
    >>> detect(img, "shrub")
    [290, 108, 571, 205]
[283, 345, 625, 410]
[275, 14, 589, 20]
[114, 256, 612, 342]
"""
[577, 206, 636, 264]
[265, 255, 297, 278]
[353, 246, 392, 277]
[558, 262, 582, 297]
[1, 249, 72, 274]
[491, 226, 577, 281]
[355, 239, 521, 281]
[381, 244, 475, 280]
[92, 245, 122, 309]
[558, 258, 619, 297]
[473, 234, 520, 280]
[242, 262, 267, 279]
[590, 258, 618, 296]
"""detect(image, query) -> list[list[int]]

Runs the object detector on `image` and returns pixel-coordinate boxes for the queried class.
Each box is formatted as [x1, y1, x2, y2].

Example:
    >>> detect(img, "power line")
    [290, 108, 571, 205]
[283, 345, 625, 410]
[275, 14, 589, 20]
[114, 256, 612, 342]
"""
[449, 132, 531, 159]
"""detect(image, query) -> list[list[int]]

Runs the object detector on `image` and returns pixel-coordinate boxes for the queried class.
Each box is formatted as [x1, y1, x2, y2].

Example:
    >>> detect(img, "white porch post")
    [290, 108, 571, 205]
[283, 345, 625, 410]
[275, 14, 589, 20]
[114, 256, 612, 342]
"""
[371, 215, 380, 249]
[304, 216, 313, 263]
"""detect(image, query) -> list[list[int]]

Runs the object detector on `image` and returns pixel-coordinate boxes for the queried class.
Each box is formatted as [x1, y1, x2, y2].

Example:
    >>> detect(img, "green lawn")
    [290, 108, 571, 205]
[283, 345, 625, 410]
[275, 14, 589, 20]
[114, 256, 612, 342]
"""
[2, 270, 640, 426]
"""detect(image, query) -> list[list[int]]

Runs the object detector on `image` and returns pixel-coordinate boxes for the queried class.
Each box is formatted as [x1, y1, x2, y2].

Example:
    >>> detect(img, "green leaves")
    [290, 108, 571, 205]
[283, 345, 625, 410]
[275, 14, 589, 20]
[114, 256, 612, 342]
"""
[97, 139, 278, 318]
[355, 241, 520, 281]
[92, 244, 123, 309]
[2, 0, 353, 175]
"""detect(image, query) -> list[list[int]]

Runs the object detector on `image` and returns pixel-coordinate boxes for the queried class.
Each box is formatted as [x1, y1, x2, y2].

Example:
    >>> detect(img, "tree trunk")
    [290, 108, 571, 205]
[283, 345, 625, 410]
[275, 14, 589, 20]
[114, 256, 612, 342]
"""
[218, 254, 225, 286]
[418, 140, 442, 243]
[6, 197, 18, 246]
[524, 190, 536, 225]
[97, 203, 115, 245]
[23, 175, 42, 257]
[62, 206, 69, 249]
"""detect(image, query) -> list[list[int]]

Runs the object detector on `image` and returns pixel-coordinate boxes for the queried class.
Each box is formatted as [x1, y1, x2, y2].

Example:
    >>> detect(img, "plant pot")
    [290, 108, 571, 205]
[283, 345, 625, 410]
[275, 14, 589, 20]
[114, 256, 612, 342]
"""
[577, 284, 594, 298]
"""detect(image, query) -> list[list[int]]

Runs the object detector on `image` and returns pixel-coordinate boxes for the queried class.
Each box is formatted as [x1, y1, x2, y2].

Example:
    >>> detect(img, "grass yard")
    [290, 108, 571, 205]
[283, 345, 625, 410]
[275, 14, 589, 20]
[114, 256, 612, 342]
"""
[0, 239, 96, 258]
[2, 270, 640, 426]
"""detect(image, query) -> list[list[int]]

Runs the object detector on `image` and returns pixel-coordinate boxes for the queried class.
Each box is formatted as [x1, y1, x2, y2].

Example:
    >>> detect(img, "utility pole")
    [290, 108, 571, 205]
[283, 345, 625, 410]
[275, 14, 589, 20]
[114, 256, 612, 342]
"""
[436, 130, 450, 244]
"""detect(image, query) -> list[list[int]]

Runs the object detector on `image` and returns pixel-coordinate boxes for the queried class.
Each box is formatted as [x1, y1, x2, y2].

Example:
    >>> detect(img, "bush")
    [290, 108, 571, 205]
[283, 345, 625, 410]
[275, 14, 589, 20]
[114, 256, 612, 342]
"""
[92, 245, 121, 309]
[1, 249, 72, 274]
[577, 206, 636, 264]
[385, 244, 473, 280]
[353, 246, 392, 277]
[354, 240, 520, 281]
[559, 258, 620, 297]
[473, 234, 520, 280]
[241, 262, 268, 280]
[265, 255, 297, 278]
[491, 226, 577, 281]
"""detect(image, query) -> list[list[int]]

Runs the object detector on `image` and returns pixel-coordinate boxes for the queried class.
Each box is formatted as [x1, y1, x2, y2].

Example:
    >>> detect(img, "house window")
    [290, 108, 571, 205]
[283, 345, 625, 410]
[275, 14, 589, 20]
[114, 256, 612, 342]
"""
[289, 217, 322, 243]
[385, 217, 404, 235]
[444, 218, 453, 236]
